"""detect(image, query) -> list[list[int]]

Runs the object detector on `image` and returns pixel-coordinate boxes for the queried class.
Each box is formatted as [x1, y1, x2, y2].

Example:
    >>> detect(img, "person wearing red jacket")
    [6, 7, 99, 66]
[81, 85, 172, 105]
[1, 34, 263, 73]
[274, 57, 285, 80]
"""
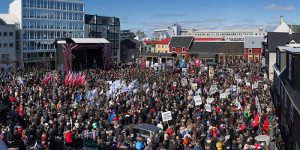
[65, 130, 74, 148]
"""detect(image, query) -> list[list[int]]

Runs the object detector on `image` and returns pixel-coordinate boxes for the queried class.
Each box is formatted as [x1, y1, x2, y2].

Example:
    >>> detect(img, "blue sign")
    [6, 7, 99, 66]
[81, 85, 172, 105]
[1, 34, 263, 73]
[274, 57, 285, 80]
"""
[179, 62, 185, 68]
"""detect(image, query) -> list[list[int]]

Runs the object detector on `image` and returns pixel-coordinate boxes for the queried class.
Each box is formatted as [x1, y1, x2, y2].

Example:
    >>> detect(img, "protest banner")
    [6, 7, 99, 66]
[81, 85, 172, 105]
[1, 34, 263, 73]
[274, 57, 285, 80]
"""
[207, 98, 214, 104]
[162, 111, 172, 122]
[205, 104, 211, 112]
[194, 96, 202, 106]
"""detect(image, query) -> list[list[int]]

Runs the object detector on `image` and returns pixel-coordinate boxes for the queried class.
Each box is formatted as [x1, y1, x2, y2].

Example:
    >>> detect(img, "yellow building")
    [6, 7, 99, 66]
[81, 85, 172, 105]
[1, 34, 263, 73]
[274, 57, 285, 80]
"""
[155, 38, 170, 53]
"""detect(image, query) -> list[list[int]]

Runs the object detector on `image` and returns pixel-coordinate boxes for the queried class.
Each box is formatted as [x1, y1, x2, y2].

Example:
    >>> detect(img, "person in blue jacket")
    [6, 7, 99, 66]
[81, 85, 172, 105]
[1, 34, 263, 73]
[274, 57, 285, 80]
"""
[135, 139, 144, 150]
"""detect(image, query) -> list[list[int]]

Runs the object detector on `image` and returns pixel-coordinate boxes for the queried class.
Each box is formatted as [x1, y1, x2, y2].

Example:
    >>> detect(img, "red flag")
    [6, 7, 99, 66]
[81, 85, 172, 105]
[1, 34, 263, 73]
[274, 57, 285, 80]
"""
[263, 115, 269, 131]
[240, 123, 246, 130]
[251, 114, 259, 127]
[68, 73, 73, 86]
[65, 73, 69, 86]
[80, 73, 86, 85]
[55, 75, 59, 83]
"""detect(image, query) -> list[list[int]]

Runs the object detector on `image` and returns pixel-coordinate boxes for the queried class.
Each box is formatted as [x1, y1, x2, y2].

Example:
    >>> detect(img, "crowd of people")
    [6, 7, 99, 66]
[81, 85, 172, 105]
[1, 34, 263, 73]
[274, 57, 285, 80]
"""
[0, 61, 283, 150]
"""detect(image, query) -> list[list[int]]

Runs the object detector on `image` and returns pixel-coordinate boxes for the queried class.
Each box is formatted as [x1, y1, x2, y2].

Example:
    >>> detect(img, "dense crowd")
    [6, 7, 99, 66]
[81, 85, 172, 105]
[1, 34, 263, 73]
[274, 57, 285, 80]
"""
[0, 61, 283, 150]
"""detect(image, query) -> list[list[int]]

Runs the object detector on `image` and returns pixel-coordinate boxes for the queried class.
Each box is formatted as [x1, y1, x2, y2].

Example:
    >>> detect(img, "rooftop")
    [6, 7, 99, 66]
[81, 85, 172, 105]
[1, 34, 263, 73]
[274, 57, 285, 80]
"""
[169, 36, 194, 48]
[0, 14, 19, 25]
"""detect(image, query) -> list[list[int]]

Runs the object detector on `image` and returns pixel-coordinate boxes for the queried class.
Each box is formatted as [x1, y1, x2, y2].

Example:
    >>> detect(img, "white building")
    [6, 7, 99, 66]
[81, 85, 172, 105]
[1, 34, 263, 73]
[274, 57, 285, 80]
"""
[182, 28, 266, 41]
[9, 0, 85, 69]
[153, 24, 182, 40]
[0, 14, 20, 73]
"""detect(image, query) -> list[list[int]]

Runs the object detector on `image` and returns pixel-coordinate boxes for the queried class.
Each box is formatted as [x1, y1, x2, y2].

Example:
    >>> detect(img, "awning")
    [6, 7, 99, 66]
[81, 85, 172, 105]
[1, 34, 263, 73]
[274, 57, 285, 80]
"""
[71, 38, 110, 44]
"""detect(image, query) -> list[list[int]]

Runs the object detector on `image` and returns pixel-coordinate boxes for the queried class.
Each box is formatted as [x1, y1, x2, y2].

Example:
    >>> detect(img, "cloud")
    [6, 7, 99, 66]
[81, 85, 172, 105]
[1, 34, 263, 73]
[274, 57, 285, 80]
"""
[222, 24, 246, 30]
[151, 14, 186, 18]
[266, 4, 295, 10]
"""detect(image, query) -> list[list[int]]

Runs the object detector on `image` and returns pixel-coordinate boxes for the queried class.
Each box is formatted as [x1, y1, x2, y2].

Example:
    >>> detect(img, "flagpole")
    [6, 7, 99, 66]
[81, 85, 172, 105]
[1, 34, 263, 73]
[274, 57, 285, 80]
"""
[52, 71, 55, 101]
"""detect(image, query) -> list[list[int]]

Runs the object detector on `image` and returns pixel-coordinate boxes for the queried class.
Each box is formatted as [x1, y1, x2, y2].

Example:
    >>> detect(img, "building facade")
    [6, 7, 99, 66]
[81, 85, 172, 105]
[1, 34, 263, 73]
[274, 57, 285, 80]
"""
[243, 36, 264, 62]
[120, 39, 143, 64]
[153, 24, 182, 40]
[169, 36, 194, 60]
[182, 28, 266, 41]
[155, 38, 170, 53]
[0, 14, 20, 72]
[85, 14, 120, 63]
[9, 0, 85, 69]
[120, 30, 135, 40]
[273, 46, 300, 150]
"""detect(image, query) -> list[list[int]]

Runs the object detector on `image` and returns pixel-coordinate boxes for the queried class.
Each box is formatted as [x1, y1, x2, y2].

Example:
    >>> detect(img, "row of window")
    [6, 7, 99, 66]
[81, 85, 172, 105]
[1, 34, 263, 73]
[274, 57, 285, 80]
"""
[23, 0, 84, 12]
[157, 45, 168, 48]
[0, 32, 13, 37]
[172, 47, 186, 52]
[23, 41, 55, 51]
[23, 52, 54, 60]
[23, 20, 84, 30]
[192, 32, 254, 36]
[0, 43, 14, 48]
[23, 30, 83, 42]
[22, 9, 84, 21]
[1, 54, 10, 62]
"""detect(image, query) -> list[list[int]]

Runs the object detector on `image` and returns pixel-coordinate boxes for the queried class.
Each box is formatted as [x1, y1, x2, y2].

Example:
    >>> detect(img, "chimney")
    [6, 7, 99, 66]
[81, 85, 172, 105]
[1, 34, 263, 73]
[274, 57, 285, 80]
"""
[280, 16, 283, 25]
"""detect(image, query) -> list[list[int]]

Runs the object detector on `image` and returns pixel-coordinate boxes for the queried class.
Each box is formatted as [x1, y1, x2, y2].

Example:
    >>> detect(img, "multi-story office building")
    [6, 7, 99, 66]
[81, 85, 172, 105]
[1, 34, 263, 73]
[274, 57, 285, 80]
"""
[85, 14, 120, 63]
[120, 30, 135, 40]
[9, 0, 85, 69]
[0, 14, 20, 72]
[153, 24, 182, 40]
[182, 28, 266, 41]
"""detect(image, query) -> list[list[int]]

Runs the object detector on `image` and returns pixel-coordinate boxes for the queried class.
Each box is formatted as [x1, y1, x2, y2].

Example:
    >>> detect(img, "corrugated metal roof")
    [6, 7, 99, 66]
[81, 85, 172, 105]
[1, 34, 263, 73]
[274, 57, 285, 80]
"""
[169, 36, 194, 48]
[189, 41, 244, 54]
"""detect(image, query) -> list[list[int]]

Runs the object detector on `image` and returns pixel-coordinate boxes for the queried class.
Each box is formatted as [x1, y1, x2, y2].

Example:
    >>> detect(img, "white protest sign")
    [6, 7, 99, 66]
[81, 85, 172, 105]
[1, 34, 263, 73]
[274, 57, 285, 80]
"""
[191, 83, 197, 90]
[205, 104, 212, 112]
[146, 61, 150, 68]
[264, 73, 267, 79]
[246, 82, 251, 86]
[181, 78, 188, 87]
[232, 85, 237, 92]
[264, 84, 268, 90]
[196, 88, 202, 96]
[107, 81, 112, 85]
[182, 68, 187, 72]
[220, 93, 227, 99]
[188, 90, 194, 96]
[173, 82, 177, 87]
[162, 111, 172, 122]
[207, 98, 214, 104]
[194, 96, 202, 106]
[254, 82, 258, 89]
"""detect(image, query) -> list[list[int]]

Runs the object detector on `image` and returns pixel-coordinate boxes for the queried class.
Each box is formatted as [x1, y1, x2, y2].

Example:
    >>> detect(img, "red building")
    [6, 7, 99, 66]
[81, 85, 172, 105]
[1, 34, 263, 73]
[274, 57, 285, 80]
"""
[169, 36, 194, 60]
[243, 36, 264, 62]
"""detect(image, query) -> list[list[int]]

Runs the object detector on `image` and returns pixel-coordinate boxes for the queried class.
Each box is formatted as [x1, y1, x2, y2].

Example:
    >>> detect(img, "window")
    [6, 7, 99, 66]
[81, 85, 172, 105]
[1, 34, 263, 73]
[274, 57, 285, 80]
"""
[165, 51, 167, 53]
[173, 48, 175, 52]
[0, 32, 1, 36]
[290, 103, 294, 123]
[4, 32, 7, 36]
[9, 43, 13, 47]
[9, 32, 13, 36]
[4, 43, 7, 47]
[182, 54, 185, 59]
[0, 43, 1, 47]
[1, 54, 10, 61]
[249, 49, 252, 53]
[182, 47, 185, 52]
[158, 45, 160, 48]
[165, 45, 168, 48]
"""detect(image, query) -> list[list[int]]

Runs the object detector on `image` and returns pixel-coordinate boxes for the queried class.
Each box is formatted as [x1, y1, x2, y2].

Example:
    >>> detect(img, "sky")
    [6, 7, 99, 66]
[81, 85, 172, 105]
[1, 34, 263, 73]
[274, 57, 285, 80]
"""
[1, 0, 300, 37]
